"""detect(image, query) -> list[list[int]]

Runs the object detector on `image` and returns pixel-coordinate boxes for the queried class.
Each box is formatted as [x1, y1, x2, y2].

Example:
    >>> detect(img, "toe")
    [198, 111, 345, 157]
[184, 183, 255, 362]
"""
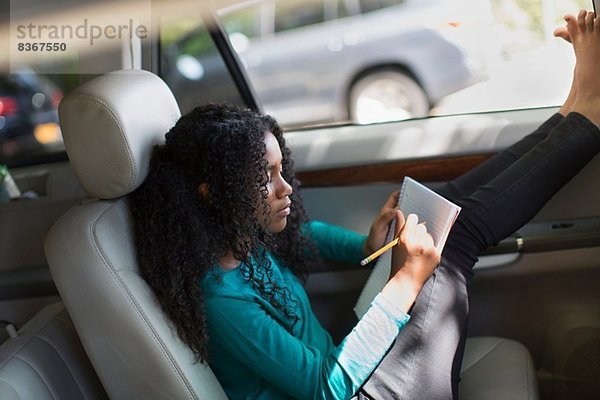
[554, 26, 571, 43]
[586, 11, 595, 32]
[566, 14, 579, 38]
[578, 9, 588, 32]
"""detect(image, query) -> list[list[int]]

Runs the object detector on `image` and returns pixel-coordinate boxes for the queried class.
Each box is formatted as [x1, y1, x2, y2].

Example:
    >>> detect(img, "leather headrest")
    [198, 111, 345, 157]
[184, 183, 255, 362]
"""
[58, 69, 181, 199]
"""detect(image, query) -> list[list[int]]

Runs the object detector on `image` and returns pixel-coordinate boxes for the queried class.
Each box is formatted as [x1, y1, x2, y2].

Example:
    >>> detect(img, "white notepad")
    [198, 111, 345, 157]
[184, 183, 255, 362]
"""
[353, 177, 461, 319]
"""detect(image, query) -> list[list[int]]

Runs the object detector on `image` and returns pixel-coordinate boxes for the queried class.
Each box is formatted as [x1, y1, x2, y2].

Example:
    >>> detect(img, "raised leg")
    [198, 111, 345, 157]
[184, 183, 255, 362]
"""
[358, 11, 600, 399]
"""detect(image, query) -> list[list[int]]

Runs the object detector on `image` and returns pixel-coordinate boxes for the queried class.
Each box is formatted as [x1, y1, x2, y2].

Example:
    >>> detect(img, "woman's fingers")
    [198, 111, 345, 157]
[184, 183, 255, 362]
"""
[383, 190, 400, 209]
[374, 190, 401, 229]
[393, 210, 406, 237]
[402, 213, 418, 235]
[365, 194, 403, 256]
[405, 213, 418, 227]
[416, 222, 427, 236]
[392, 213, 440, 287]
[401, 216, 437, 249]
[375, 209, 395, 227]
[423, 231, 435, 248]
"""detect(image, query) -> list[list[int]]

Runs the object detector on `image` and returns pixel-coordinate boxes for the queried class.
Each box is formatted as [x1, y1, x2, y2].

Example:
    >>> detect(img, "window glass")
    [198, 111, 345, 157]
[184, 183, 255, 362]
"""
[159, 13, 245, 116]
[2, 0, 151, 167]
[432, 0, 588, 116]
[220, 5, 262, 39]
[359, 0, 406, 14]
[217, 0, 590, 128]
[337, 0, 351, 19]
[0, 71, 75, 167]
[274, 0, 326, 32]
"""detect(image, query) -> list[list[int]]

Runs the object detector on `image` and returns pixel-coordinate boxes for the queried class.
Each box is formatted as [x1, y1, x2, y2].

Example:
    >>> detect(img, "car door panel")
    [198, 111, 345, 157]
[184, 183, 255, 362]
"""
[468, 247, 600, 400]
[288, 108, 556, 173]
[287, 108, 600, 351]
[290, 107, 600, 235]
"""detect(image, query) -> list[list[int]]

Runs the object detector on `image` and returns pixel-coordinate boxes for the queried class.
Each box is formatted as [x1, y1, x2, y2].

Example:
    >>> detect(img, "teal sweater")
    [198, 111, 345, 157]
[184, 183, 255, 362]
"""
[202, 221, 410, 400]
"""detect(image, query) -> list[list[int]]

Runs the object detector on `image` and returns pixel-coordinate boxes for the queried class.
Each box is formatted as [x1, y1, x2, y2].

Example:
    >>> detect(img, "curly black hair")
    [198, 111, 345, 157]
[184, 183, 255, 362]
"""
[129, 103, 316, 362]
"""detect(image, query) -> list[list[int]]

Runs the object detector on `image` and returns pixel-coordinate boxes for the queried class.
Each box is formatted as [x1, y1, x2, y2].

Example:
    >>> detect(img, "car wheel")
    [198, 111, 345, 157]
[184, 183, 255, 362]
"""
[349, 70, 429, 124]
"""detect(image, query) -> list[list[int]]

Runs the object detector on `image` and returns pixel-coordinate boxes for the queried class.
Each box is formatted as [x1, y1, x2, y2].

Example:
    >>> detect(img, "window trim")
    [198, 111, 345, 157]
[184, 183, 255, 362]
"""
[202, 9, 261, 111]
[153, 5, 262, 112]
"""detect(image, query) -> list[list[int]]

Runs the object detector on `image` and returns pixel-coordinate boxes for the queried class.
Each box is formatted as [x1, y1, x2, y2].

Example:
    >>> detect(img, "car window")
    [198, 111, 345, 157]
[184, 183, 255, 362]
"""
[203, 0, 590, 128]
[0, 70, 77, 167]
[358, 0, 406, 14]
[1, 1, 139, 167]
[338, 0, 352, 18]
[220, 4, 262, 39]
[159, 13, 247, 116]
[0, 0, 84, 166]
[2, 2, 246, 167]
[274, 0, 326, 33]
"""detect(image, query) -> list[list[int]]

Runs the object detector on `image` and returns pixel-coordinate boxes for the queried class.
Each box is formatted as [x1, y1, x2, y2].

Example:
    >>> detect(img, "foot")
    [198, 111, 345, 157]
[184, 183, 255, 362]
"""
[566, 10, 600, 125]
[554, 17, 577, 116]
[558, 66, 577, 117]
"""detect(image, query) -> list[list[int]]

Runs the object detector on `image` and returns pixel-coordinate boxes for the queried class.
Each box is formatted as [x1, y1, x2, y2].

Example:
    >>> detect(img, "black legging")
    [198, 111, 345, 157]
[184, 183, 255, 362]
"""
[357, 112, 600, 399]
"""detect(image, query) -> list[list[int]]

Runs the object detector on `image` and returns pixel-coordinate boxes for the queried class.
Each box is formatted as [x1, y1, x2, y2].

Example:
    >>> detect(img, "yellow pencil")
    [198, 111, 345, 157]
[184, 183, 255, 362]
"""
[360, 237, 399, 266]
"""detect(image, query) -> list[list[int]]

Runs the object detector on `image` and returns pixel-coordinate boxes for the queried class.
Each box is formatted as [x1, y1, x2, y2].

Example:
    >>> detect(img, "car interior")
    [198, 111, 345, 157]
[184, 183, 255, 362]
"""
[1, 1, 599, 400]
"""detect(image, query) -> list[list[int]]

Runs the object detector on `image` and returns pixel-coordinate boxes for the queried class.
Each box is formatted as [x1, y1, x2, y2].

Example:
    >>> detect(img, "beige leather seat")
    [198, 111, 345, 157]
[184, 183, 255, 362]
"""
[45, 70, 227, 400]
[461, 337, 538, 400]
[0, 302, 107, 400]
[44, 69, 538, 400]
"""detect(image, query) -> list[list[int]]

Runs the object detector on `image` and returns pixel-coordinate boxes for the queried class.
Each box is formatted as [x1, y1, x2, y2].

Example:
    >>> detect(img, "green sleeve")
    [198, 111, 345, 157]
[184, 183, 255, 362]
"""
[206, 293, 409, 400]
[207, 296, 354, 399]
[301, 220, 367, 264]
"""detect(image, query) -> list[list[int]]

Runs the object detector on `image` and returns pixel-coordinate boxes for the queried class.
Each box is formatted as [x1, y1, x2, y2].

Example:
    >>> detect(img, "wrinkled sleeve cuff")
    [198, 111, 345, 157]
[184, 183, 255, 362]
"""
[373, 292, 411, 329]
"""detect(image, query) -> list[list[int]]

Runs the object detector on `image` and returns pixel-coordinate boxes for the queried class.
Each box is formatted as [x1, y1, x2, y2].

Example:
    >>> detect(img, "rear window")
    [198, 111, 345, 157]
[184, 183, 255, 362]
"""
[2, 0, 148, 167]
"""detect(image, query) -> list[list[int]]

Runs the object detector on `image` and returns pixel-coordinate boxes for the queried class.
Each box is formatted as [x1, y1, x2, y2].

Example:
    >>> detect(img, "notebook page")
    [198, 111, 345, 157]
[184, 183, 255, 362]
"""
[354, 177, 461, 319]
[399, 177, 460, 252]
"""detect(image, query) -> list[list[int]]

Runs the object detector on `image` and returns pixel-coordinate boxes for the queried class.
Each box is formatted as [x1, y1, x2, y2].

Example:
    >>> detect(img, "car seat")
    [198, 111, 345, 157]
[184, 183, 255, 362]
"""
[0, 302, 108, 399]
[45, 69, 227, 399]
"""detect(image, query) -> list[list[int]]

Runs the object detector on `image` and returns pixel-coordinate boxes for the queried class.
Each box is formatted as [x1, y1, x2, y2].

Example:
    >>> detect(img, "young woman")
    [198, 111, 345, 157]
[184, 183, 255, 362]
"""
[130, 11, 600, 400]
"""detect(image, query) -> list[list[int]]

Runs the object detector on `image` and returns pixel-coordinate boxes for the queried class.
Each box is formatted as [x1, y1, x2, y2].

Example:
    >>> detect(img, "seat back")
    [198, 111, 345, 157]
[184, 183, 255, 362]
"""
[0, 302, 108, 400]
[45, 69, 228, 400]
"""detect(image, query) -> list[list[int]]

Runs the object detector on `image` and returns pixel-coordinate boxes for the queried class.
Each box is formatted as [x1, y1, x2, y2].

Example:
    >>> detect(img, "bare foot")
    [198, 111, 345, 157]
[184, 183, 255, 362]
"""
[558, 66, 577, 117]
[554, 16, 577, 116]
[566, 10, 600, 125]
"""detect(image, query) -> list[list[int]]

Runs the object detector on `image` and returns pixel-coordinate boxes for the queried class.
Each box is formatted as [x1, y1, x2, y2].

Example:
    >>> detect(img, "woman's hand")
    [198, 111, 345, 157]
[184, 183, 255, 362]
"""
[391, 212, 440, 286]
[363, 190, 402, 257]
[381, 211, 441, 313]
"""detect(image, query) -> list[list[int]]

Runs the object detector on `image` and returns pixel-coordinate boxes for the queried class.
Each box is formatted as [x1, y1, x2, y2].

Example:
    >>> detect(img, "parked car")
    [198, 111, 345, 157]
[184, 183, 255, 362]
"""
[162, 0, 488, 126]
[0, 71, 63, 163]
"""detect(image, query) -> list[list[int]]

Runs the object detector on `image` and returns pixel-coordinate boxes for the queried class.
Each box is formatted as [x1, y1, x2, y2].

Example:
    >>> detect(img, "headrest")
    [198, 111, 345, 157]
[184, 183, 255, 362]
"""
[58, 69, 181, 199]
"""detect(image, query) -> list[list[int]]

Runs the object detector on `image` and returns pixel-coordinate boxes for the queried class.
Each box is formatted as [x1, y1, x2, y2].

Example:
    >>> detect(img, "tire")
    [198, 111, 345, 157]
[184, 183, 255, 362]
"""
[349, 70, 429, 124]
